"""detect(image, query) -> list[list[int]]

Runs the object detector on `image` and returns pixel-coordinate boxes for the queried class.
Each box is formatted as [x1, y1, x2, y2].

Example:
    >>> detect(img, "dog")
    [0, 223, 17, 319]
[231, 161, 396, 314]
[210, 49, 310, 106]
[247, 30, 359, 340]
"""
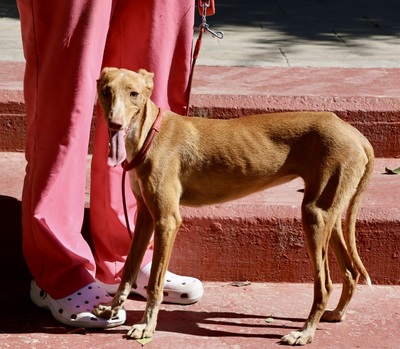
[93, 67, 374, 345]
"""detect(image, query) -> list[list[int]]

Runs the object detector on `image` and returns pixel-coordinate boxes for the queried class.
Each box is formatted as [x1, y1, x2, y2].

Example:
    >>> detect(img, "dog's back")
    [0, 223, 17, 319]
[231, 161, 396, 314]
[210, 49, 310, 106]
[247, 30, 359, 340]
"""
[155, 111, 373, 207]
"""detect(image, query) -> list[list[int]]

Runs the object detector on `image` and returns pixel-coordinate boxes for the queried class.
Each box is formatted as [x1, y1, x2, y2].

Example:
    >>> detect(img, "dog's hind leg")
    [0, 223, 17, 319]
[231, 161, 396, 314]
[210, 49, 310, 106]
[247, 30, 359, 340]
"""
[281, 198, 335, 345]
[281, 164, 353, 346]
[323, 154, 372, 322]
[322, 215, 360, 322]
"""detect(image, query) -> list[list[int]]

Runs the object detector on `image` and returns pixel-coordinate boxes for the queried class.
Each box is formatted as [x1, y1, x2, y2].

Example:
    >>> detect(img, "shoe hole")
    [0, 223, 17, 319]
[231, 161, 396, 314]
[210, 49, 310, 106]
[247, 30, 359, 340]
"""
[40, 290, 46, 298]
[166, 279, 171, 283]
[85, 300, 89, 304]
[95, 296, 100, 300]
[88, 286, 92, 290]
[77, 292, 82, 296]
[58, 308, 64, 314]
[163, 291, 169, 296]
[90, 317, 98, 322]
[71, 314, 77, 320]
[180, 293, 189, 299]
[67, 298, 72, 301]
[76, 305, 80, 309]
[182, 282, 186, 285]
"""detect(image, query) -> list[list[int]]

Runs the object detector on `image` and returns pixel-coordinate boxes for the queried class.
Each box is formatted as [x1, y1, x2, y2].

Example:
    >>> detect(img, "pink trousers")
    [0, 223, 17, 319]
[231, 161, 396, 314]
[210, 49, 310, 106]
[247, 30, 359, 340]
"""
[17, 0, 194, 299]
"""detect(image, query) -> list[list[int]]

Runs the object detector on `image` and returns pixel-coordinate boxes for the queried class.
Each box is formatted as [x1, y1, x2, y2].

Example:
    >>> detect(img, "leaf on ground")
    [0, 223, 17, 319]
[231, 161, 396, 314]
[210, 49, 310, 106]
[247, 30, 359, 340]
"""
[136, 337, 153, 346]
[229, 281, 251, 287]
[67, 327, 89, 335]
[265, 317, 275, 323]
[384, 166, 400, 174]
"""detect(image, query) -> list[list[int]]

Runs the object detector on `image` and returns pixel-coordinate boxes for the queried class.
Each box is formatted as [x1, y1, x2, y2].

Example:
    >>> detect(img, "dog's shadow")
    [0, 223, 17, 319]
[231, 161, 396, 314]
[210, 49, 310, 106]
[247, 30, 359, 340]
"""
[116, 306, 304, 341]
[159, 310, 301, 339]
[2, 283, 305, 341]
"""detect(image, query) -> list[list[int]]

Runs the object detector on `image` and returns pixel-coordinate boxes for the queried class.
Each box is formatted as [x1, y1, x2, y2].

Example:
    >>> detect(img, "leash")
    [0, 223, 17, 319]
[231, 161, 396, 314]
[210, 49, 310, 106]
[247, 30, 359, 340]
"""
[186, 0, 223, 116]
[121, 108, 163, 172]
[122, 2, 223, 238]
[121, 108, 163, 238]
[121, 170, 132, 238]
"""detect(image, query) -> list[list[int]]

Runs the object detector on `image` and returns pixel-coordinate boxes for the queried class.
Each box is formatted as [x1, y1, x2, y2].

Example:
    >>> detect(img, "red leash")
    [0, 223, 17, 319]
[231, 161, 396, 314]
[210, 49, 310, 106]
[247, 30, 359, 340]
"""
[121, 109, 163, 238]
[122, 2, 223, 237]
[122, 108, 163, 172]
[186, 0, 223, 116]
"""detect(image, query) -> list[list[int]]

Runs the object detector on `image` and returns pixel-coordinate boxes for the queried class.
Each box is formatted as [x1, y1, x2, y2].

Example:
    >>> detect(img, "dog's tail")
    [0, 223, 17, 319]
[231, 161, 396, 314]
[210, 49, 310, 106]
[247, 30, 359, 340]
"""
[344, 142, 374, 289]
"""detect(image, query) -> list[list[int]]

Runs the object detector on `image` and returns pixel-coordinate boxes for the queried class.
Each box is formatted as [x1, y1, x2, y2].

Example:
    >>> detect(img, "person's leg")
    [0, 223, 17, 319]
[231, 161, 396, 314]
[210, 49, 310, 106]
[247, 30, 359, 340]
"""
[18, 0, 125, 327]
[91, 0, 195, 285]
[90, 0, 203, 304]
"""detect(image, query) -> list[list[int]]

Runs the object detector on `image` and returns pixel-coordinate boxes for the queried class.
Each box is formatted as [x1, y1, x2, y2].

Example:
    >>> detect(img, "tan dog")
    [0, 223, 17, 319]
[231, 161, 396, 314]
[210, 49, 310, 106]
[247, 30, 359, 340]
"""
[94, 67, 374, 345]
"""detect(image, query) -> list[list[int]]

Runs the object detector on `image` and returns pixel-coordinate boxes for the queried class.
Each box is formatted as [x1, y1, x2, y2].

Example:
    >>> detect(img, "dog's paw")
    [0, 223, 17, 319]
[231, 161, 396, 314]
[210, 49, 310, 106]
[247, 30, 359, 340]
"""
[126, 323, 155, 339]
[281, 330, 314, 346]
[322, 309, 346, 322]
[93, 303, 118, 319]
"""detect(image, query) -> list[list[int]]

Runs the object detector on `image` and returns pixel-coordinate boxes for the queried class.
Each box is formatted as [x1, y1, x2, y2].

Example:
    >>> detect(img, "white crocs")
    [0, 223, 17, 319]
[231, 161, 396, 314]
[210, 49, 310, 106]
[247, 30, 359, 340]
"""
[97, 262, 204, 305]
[30, 280, 126, 328]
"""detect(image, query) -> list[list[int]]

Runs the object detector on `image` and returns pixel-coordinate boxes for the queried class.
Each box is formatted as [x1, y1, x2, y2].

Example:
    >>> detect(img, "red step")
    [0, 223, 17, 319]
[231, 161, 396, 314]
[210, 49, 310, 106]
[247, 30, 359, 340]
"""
[0, 61, 399, 285]
[1, 63, 400, 157]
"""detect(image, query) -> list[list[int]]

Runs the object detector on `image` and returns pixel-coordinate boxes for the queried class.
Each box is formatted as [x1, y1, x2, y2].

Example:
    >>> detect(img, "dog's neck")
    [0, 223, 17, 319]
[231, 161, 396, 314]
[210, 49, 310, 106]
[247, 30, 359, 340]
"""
[125, 98, 160, 164]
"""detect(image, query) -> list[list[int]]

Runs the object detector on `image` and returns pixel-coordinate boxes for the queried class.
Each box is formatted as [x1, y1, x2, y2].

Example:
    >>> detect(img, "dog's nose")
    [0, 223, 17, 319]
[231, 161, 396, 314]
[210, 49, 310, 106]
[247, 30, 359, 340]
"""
[108, 121, 123, 131]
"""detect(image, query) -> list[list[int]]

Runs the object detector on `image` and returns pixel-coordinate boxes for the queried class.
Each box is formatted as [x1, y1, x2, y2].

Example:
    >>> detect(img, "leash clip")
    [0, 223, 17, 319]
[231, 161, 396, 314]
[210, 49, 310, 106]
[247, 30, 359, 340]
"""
[187, 0, 223, 115]
[198, 0, 224, 39]
[202, 23, 224, 39]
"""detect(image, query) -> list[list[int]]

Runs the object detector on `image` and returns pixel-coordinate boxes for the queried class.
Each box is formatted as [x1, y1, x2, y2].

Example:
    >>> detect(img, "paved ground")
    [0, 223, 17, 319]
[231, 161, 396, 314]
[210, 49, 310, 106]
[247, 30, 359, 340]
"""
[195, 0, 400, 67]
[1, 280, 400, 349]
[1, 0, 400, 67]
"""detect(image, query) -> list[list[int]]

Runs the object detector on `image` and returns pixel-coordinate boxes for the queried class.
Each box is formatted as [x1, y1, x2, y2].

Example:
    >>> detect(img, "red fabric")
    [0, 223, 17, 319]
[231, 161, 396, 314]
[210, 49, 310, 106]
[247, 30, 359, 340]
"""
[18, 0, 194, 299]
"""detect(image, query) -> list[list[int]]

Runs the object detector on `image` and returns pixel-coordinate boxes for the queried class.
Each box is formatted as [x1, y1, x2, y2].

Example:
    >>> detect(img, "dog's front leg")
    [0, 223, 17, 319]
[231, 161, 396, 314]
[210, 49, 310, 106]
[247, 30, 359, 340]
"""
[127, 210, 182, 339]
[94, 201, 154, 320]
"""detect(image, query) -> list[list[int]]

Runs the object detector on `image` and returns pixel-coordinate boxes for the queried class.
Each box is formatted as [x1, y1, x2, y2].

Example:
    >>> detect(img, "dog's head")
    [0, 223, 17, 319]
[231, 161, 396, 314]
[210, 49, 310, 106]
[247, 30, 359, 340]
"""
[97, 67, 154, 166]
[97, 67, 154, 131]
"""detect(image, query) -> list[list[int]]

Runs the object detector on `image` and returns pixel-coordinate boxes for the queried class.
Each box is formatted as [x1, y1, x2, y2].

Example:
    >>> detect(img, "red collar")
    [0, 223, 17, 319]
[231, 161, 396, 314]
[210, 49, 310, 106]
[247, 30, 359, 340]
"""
[122, 108, 163, 171]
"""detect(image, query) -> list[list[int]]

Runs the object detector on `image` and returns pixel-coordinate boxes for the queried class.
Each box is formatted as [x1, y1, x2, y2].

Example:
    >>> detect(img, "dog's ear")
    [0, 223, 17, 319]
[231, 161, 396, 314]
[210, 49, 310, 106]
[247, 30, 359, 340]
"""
[97, 67, 117, 83]
[101, 67, 111, 74]
[138, 69, 154, 95]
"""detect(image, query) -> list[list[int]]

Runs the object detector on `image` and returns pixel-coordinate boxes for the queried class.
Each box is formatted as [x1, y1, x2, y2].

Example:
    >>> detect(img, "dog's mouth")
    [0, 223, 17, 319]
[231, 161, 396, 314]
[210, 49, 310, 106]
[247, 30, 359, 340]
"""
[107, 129, 126, 167]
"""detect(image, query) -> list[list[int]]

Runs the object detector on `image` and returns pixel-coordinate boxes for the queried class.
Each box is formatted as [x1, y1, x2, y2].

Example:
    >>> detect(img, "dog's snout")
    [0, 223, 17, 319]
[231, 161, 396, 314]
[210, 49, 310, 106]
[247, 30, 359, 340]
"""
[108, 120, 123, 131]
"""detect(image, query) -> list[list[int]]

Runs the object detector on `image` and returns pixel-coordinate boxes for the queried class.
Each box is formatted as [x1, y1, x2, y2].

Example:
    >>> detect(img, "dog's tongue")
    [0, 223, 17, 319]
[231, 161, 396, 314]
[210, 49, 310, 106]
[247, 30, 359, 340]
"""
[107, 129, 126, 167]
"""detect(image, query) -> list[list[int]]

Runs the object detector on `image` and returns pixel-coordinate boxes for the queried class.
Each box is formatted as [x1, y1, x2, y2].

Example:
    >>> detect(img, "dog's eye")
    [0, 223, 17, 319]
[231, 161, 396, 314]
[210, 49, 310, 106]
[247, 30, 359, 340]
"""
[130, 91, 138, 98]
[101, 88, 110, 97]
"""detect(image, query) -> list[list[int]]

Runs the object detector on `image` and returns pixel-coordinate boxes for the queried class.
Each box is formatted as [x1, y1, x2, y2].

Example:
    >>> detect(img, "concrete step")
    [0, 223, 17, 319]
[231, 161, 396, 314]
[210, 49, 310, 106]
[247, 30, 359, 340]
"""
[1, 62, 400, 157]
[1, 152, 399, 285]
[1, 62, 399, 285]
[1, 61, 400, 285]
[174, 157, 400, 285]
[189, 66, 400, 158]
